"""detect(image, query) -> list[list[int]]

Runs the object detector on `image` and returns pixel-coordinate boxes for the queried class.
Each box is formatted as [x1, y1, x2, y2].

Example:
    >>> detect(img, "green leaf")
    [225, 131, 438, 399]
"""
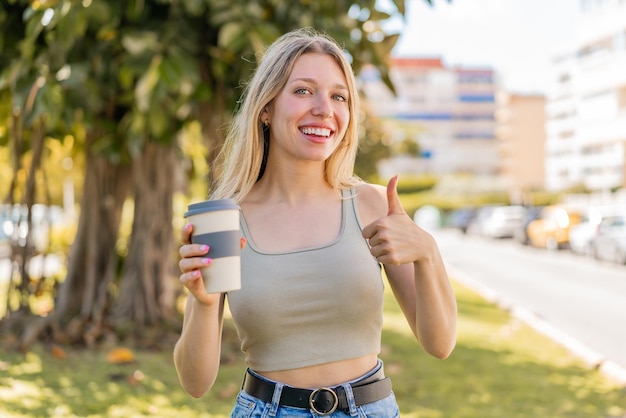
[218, 22, 245, 49]
[38, 81, 63, 127]
[247, 23, 280, 55]
[0, 61, 23, 90]
[391, 0, 406, 15]
[148, 103, 169, 139]
[117, 65, 135, 90]
[382, 33, 400, 52]
[57, 64, 88, 88]
[160, 48, 200, 93]
[83, 1, 114, 26]
[159, 56, 182, 88]
[181, 0, 206, 16]
[368, 10, 392, 21]
[121, 31, 160, 56]
[209, 2, 241, 26]
[55, 5, 88, 54]
[135, 55, 161, 113]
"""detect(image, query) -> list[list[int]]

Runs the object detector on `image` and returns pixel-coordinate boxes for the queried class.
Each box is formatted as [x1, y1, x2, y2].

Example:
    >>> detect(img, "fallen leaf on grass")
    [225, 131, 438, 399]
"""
[51, 345, 67, 359]
[106, 347, 135, 364]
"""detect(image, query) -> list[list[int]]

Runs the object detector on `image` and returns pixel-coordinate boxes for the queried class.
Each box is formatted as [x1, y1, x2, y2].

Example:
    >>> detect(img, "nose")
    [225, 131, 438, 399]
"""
[312, 94, 333, 119]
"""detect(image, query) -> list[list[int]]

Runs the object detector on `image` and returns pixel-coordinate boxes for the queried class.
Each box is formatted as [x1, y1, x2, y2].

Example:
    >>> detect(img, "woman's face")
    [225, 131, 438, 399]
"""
[262, 52, 351, 165]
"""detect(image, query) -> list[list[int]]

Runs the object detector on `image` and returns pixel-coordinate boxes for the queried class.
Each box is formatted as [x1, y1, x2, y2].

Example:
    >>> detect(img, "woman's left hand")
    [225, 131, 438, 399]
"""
[362, 176, 436, 265]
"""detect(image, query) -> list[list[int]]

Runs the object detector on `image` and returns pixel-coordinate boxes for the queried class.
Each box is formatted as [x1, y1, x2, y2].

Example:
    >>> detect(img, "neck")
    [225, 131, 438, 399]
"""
[249, 165, 337, 204]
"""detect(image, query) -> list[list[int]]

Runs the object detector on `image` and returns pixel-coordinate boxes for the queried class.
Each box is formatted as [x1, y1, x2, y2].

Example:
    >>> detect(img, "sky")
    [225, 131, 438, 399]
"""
[390, 0, 580, 94]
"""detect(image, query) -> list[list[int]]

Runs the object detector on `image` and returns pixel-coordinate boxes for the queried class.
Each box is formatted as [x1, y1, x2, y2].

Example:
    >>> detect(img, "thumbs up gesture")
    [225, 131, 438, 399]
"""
[385, 174, 405, 217]
[362, 175, 433, 265]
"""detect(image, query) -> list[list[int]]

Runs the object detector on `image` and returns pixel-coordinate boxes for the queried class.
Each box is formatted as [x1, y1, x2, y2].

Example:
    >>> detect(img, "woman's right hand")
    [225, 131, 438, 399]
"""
[178, 224, 247, 306]
[178, 223, 221, 306]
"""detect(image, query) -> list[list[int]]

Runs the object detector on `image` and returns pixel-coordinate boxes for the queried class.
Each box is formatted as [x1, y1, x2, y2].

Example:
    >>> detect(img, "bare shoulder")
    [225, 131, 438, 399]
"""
[354, 182, 388, 226]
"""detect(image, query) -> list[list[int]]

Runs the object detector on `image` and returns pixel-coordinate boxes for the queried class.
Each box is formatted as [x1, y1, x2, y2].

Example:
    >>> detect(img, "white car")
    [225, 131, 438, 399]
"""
[569, 208, 604, 255]
[468, 205, 528, 239]
[570, 206, 624, 256]
[592, 213, 626, 265]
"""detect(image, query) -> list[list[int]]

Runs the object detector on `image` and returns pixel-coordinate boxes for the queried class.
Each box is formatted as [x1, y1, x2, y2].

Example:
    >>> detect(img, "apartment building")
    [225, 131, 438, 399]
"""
[546, 0, 626, 191]
[360, 58, 500, 177]
[496, 93, 547, 202]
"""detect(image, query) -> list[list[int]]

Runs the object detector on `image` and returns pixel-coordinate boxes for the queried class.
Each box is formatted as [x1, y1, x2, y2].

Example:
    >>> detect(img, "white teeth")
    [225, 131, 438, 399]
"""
[301, 127, 331, 137]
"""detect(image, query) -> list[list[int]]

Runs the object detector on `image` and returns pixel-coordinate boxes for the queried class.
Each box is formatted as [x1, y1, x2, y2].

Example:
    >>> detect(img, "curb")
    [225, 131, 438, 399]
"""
[447, 264, 626, 385]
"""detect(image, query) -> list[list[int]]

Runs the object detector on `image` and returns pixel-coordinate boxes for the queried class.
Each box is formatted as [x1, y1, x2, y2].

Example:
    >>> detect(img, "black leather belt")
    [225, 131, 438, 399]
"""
[242, 369, 392, 415]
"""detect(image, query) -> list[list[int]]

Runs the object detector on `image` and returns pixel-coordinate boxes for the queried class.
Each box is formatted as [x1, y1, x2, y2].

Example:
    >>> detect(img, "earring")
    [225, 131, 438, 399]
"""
[263, 120, 270, 127]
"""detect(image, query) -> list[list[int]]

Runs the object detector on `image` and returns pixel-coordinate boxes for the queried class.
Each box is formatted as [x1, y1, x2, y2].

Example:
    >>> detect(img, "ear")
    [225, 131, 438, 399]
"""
[260, 106, 271, 125]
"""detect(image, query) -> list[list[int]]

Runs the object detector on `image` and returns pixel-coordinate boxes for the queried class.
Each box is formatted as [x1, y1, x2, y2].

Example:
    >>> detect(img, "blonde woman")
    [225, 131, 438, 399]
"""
[175, 28, 457, 417]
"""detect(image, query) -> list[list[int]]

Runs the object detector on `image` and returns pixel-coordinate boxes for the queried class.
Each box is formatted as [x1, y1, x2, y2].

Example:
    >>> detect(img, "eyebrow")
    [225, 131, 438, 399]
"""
[289, 77, 349, 91]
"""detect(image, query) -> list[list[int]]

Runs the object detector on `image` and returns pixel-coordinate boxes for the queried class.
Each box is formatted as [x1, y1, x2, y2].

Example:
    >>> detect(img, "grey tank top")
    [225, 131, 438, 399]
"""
[227, 188, 384, 372]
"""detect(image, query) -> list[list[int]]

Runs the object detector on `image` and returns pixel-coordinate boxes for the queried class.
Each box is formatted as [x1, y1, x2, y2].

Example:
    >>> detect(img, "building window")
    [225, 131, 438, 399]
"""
[618, 86, 626, 108]
[458, 94, 495, 103]
[558, 73, 571, 83]
[457, 73, 493, 84]
[615, 31, 626, 51]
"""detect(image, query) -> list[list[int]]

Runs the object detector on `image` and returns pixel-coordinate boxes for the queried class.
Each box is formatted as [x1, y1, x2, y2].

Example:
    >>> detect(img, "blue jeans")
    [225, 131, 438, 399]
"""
[230, 360, 400, 417]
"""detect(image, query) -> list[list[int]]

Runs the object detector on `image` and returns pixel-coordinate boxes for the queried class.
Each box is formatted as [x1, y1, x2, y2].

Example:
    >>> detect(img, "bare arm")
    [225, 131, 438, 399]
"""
[384, 244, 456, 358]
[360, 177, 457, 358]
[173, 224, 226, 398]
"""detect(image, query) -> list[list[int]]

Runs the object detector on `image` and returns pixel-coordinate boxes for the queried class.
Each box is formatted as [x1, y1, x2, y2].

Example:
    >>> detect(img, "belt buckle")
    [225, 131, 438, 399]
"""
[309, 387, 338, 415]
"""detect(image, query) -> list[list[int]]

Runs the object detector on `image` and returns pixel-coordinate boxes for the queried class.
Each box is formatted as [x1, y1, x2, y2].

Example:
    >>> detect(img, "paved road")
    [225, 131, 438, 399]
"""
[432, 228, 626, 382]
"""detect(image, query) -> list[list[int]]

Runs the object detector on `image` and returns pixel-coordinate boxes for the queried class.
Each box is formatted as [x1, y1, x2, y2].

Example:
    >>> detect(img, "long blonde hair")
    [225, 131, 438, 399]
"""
[209, 28, 361, 202]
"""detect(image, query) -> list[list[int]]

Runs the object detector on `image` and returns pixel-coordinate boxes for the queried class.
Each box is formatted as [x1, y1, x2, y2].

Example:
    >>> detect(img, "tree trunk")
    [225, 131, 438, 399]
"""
[113, 141, 177, 333]
[14, 119, 46, 311]
[198, 57, 227, 189]
[5, 108, 23, 204]
[0, 118, 59, 346]
[19, 141, 131, 349]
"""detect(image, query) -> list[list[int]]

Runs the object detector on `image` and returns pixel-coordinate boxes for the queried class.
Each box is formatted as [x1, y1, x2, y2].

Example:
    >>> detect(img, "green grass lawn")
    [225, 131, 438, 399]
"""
[1, 281, 625, 418]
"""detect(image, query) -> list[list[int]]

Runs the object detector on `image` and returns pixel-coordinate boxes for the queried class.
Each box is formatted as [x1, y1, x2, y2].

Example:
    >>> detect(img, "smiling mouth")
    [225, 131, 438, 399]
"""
[300, 127, 332, 138]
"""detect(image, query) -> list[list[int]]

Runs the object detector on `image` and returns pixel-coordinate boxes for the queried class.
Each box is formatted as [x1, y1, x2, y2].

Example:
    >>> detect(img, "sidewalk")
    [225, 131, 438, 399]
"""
[447, 263, 626, 385]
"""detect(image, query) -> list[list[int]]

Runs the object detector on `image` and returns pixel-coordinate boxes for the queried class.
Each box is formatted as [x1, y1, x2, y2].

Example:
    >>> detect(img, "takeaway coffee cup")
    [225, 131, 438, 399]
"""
[184, 199, 241, 293]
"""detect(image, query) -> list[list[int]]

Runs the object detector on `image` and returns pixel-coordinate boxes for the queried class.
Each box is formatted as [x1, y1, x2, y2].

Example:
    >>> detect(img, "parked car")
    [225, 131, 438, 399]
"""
[513, 205, 545, 245]
[526, 205, 582, 250]
[591, 213, 626, 264]
[446, 206, 477, 234]
[413, 205, 441, 232]
[467, 205, 528, 239]
[569, 206, 617, 256]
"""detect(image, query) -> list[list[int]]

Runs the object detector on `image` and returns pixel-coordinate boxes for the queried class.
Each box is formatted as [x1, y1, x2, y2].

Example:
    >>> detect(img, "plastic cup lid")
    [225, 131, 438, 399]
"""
[184, 199, 240, 217]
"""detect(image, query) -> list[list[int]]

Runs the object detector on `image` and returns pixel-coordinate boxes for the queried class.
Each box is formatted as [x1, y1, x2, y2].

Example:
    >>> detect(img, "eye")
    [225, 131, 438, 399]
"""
[332, 93, 347, 102]
[295, 88, 312, 95]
